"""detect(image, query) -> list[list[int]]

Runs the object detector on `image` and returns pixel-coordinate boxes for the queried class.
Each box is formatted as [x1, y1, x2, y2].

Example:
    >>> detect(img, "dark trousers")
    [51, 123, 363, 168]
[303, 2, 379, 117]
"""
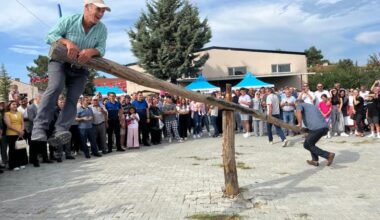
[7, 136, 28, 169]
[267, 114, 286, 142]
[210, 116, 219, 136]
[70, 125, 82, 153]
[138, 117, 150, 145]
[150, 128, 162, 144]
[178, 115, 188, 139]
[1, 135, 8, 164]
[29, 140, 49, 163]
[107, 119, 121, 150]
[79, 127, 99, 156]
[355, 114, 365, 133]
[304, 127, 330, 161]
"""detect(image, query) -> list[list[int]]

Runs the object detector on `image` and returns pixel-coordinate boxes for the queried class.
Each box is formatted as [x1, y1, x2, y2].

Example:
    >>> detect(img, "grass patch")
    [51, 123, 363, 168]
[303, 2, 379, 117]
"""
[236, 162, 253, 170]
[212, 163, 224, 168]
[182, 156, 219, 161]
[253, 201, 267, 209]
[186, 213, 243, 220]
[212, 162, 253, 170]
[295, 213, 310, 219]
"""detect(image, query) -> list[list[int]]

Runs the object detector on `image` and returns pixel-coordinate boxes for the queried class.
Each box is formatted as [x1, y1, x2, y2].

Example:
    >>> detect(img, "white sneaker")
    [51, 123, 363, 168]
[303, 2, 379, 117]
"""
[208, 132, 212, 137]
[324, 135, 328, 139]
[268, 141, 274, 145]
[327, 132, 331, 139]
[193, 135, 197, 139]
[340, 133, 349, 137]
[13, 167, 20, 171]
[168, 138, 172, 143]
[178, 139, 184, 143]
[367, 133, 375, 138]
[377, 134, 380, 139]
[184, 137, 187, 141]
[197, 134, 201, 138]
[282, 139, 289, 147]
[243, 133, 250, 138]
[334, 133, 338, 136]
[20, 166, 26, 169]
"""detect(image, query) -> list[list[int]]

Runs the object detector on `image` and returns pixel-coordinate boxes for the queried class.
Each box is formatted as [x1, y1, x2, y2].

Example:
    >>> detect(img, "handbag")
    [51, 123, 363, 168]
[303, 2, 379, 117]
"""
[15, 137, 27, 150]
[159, 119, 164, 129]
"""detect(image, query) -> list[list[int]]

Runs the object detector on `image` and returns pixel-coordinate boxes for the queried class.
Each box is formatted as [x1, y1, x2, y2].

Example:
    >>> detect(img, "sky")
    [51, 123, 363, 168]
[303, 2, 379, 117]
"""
[1, 0, 379, 83]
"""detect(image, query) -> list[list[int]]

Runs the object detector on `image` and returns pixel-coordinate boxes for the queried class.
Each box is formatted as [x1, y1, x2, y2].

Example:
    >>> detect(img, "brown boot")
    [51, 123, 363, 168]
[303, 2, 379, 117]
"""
[306, 160, 319, 167]
[327, 153, 335, 166]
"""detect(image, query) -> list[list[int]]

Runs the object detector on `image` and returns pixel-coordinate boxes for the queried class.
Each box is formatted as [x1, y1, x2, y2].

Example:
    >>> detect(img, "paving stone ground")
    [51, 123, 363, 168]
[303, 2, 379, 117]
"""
[0, 134, 379, 220]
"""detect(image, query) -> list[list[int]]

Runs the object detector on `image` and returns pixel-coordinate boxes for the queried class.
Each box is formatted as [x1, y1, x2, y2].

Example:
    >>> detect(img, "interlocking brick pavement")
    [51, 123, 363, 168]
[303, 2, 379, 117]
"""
[0, 134, 379, 219]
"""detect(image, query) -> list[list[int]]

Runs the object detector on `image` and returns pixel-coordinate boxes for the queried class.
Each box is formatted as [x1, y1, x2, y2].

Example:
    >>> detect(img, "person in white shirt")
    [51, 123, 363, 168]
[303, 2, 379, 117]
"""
[280, 88, 296, 136]
[238, 88, 252, 138]
[90, 96, 108, 154]
[266, 88, 288, 147]
[298, 83, 315, 105]
[313, 83, 330, 107]
[126, 106, 140, 149]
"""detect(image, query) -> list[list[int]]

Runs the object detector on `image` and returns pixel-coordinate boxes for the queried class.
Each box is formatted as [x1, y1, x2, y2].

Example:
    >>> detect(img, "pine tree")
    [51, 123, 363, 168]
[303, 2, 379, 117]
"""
[0, 64, 12, 101]
[27, 55, 49, 91]
[129, 0, 212, 83]
[304, 46, 324, 68]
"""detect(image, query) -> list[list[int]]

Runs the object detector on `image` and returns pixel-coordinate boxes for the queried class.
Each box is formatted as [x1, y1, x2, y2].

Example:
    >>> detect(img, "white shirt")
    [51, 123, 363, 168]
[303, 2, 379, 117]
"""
[17, 105, 28, 119]
[238, 94, 251, 108]
[127, 113, 140, 129]
[90, 105, 107, 125]
[314, 90, 330, 106]
[299, 91, 315, 105]
[266, 94, 280, 115]
[359, 91, 369, 99]
[281, 96, 296, 112]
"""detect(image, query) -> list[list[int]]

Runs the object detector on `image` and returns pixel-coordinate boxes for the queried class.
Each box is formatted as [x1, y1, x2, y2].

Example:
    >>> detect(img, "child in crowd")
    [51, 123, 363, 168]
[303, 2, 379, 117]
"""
[8, 85, 20, 102]
[318, 94, 332, 138]
[126, 106, 140, 149]
[365, 94, 380, 138]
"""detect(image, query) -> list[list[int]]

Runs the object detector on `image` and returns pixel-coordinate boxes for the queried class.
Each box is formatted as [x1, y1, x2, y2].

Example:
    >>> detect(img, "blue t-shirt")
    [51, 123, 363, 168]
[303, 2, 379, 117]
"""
[296, 103, 327, 131]
[105, 101, 121, 120]
[77, 107, 94, 129]
[132, 100, 148, 118]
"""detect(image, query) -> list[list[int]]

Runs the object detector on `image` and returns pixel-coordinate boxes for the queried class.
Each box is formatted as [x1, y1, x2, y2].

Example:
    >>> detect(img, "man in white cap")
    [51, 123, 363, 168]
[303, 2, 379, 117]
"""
[31, 0, 110, 146]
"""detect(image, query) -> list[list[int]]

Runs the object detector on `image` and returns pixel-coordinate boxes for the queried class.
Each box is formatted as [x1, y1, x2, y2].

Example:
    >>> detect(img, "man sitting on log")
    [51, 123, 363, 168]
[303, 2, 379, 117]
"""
[31, 0, 110, 146]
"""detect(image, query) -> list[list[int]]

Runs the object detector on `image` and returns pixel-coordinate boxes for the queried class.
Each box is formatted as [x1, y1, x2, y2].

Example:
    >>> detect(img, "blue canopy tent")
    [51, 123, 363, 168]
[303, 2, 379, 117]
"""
[232, 72, 274, 90]
[95, 86, 126, 96]
[185, 75, 220, 93]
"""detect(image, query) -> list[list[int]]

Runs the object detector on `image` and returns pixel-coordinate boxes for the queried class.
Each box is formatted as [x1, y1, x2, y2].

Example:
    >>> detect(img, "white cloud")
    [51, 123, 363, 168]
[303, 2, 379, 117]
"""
[9, 47, 42, 56]
[355, 31, 380, 44]
[104, 50, 136, 65]
[316, 0, 343, 5]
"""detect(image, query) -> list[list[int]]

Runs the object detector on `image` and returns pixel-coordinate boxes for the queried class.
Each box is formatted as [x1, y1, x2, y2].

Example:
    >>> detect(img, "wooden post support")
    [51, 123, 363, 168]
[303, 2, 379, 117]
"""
[222, 84, 239, 197]
[48, 42, 303, 133]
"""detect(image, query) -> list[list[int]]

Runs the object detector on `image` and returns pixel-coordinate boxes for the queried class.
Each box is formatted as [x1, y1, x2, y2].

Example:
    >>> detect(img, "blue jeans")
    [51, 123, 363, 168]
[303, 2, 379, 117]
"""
[210, 116, 219, 136]
[79, 127, 99, 156]
[267, 114, 286, 142]
[193, 113, 201, 135]
[283, 111, 295, 135]
[33, 61, 88, 133]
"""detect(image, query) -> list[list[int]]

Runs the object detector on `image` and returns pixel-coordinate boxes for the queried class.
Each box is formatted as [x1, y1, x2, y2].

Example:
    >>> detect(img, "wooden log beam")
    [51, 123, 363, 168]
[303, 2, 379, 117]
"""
[49, 42, 302, 133]
[222, 84, 239, 196]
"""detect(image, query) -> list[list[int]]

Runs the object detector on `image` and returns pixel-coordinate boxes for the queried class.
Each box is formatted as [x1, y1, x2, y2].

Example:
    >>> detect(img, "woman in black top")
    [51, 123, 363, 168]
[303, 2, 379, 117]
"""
[149, 97, 162, 145]
[330, 89, 344, 136]
[353, 90, 365, 137]
[339, 89, 349, 134]
[177, 98, 190, 140]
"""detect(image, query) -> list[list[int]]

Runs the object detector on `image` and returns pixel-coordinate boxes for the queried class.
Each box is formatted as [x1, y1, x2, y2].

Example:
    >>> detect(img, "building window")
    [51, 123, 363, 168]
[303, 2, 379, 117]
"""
[228, 66, 247, 76]
[271, 64, 291, 73]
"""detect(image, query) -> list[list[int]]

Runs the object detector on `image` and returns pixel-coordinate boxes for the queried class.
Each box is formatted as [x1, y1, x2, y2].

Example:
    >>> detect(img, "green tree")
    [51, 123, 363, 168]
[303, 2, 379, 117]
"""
[129, 0, 212, 83]
[0, 64, 12, 101]
[27, 55, 49, 91]
[83, 69, 99, 96]
[305, 46, 324, 68]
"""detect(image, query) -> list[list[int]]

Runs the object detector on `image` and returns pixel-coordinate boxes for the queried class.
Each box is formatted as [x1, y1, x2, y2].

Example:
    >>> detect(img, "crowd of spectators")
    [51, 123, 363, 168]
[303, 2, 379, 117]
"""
[0, 80, 379, 173]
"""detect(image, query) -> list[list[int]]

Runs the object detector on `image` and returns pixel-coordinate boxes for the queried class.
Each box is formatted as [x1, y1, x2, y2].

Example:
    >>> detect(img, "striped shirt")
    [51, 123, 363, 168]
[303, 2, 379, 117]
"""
[46, 14, 107, 56]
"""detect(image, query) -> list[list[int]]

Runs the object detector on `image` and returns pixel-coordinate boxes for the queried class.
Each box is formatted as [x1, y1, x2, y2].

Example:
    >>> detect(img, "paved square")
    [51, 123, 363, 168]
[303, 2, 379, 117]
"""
[0, 135, 379, 219]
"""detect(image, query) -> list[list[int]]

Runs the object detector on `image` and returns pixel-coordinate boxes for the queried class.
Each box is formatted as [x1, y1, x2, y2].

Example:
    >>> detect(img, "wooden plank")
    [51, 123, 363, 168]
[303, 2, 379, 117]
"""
[49, 42, 302, 133]
[222, 84, 239, 196]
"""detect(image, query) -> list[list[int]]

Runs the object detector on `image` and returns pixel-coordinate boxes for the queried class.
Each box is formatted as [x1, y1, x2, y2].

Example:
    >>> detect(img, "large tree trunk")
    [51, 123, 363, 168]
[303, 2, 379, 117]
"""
[49, 42, 302, 133]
